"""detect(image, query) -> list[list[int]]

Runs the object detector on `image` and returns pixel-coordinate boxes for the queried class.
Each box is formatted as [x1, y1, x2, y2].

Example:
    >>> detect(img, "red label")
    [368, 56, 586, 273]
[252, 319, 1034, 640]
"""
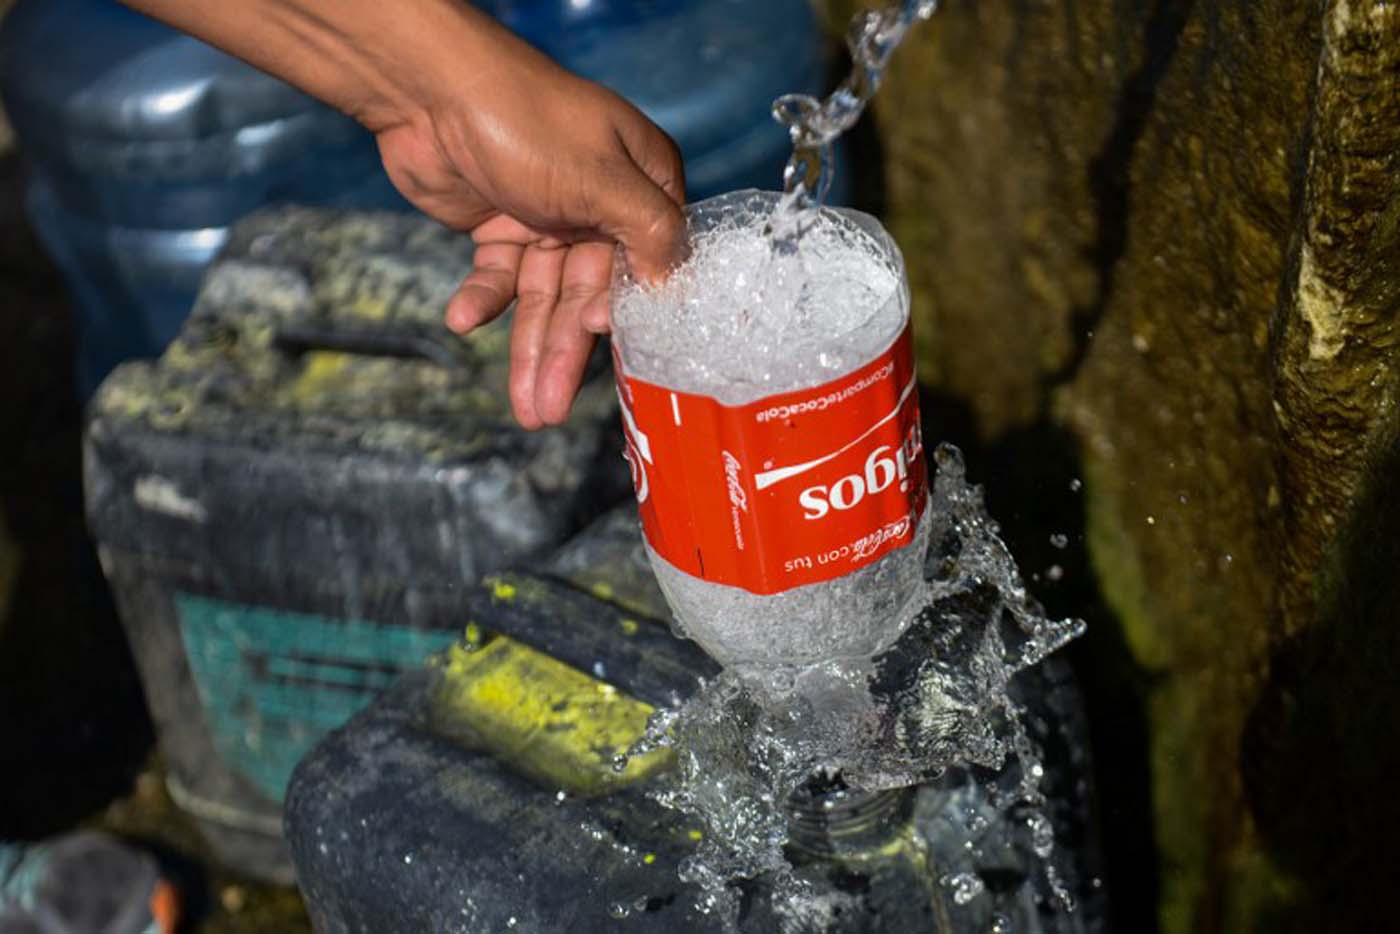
[614, 324, 927, 595]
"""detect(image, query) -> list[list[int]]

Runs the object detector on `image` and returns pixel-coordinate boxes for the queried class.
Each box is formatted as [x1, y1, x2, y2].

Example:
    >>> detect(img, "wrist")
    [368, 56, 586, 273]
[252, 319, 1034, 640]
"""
[314, 0, 507, 132]
[366, 2, 572, 131]
[269, 0, 503, 134]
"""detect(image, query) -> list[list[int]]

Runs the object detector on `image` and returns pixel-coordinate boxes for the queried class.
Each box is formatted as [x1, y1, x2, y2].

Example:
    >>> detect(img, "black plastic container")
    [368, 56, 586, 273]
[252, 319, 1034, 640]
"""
[84, 207, 624, 881]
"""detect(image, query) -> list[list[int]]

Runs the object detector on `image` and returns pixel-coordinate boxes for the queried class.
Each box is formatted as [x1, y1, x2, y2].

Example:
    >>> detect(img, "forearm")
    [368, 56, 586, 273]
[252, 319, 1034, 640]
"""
[119, 0, 506, 131]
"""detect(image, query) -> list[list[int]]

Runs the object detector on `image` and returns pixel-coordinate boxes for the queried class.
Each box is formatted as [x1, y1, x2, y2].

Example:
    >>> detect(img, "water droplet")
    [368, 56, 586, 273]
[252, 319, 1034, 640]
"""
[1069, 478, 1083, 492]
[403, 853, 413, 865]
[506, 916, 518, 929]
[990, 913, 1013, 933]
[1049, 533, 1069, 549]
[1046, 565, 1064, 581]
[1145, 515, 1156, 526]
[609, 901, 631, 919]
[942, 871, 985, 905]
[1045, 863, 1076, 913]
[1027, 812, 1055, 857]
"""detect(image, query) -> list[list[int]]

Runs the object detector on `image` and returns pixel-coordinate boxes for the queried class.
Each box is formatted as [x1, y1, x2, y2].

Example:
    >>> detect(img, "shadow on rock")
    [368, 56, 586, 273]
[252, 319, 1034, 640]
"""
[1244, 429, 1400, 931]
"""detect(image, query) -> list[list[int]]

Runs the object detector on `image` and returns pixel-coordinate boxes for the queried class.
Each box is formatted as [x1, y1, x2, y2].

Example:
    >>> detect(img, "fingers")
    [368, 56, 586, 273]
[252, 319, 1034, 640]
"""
[472, 214, 569, 250]
[445, 218, 575, 336]
[446, 242, 523, 333]
[507, 243, 567, 429]
[534, 242, 613, 424]
[447, 103, 690, 428]
[559, 240, 614, 336]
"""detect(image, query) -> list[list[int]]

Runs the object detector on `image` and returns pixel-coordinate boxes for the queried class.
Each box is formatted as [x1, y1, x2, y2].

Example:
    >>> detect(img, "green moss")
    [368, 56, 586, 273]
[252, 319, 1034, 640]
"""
[1080, 451, 1170, 672]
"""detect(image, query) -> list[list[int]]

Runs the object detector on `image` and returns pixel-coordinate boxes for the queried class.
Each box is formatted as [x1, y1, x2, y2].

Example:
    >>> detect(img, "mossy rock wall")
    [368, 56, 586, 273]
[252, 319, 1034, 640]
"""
[817, 0, 1400, 931]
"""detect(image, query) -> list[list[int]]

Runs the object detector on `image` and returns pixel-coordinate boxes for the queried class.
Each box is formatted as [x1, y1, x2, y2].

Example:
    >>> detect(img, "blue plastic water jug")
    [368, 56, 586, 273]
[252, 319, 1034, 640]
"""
[0, 0, 405, 398]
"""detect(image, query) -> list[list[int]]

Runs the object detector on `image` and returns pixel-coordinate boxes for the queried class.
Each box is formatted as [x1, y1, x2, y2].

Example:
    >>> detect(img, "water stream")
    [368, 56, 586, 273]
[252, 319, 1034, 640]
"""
[768, 0, 941, 245]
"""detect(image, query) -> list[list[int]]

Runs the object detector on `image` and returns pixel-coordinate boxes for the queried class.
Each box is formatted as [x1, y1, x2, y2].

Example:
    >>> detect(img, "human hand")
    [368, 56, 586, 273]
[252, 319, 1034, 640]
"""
[372, 15, 686, 429]
[119, 0, 686, 430]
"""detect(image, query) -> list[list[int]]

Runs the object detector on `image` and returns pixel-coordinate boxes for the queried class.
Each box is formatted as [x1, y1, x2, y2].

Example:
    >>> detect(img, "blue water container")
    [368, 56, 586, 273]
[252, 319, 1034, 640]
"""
[490, 0, 847, 201]
[0, 0, 405, 399]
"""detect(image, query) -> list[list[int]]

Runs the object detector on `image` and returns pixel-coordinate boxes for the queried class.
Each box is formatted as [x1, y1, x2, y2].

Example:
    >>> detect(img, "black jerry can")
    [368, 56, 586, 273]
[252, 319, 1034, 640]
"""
[83, 207, 625, 880]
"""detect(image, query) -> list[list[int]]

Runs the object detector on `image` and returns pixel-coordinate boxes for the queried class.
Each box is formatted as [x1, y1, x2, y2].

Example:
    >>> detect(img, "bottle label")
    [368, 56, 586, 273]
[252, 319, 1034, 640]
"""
[614, 323, 927, 595]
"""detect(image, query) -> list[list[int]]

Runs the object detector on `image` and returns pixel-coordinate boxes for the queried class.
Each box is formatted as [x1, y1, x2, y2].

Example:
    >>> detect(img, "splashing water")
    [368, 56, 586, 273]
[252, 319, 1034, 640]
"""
[609, 4, 1093, 927]
[768, 0, 941, 246]
[623, 446, 1089, 931]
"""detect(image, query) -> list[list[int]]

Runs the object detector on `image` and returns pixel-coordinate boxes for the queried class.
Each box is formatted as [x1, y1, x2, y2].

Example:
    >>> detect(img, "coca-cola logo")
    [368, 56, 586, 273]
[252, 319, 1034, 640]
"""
[617, 389, 653, 505]
[851, 514, 914, 561]
[722, 451, 748, 513]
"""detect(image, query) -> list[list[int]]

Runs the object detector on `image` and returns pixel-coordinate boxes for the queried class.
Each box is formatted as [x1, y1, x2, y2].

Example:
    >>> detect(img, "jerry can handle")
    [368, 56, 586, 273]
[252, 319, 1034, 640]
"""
[273, 321, 464, 370]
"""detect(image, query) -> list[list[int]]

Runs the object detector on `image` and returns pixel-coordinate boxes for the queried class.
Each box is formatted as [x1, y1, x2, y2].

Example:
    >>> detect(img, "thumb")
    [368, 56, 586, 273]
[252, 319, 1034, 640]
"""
[592, 161, 687, 285]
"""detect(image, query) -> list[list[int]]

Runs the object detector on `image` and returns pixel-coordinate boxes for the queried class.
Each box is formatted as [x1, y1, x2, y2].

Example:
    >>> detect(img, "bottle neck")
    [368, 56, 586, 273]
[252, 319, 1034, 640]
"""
[785, 781, 916, 858]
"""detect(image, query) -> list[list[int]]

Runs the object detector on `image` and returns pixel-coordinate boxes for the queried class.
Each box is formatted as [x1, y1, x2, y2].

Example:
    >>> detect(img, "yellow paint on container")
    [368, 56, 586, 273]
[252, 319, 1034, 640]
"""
[432, 636, 672, 797]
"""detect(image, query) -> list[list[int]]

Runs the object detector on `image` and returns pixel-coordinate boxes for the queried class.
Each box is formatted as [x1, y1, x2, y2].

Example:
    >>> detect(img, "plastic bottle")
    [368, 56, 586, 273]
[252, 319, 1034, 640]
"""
[609, 189, 929, 671]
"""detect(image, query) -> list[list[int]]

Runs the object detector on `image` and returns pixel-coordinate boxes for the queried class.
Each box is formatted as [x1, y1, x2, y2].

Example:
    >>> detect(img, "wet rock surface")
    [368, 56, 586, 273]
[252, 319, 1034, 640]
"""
[818, 0, 1400, 930]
